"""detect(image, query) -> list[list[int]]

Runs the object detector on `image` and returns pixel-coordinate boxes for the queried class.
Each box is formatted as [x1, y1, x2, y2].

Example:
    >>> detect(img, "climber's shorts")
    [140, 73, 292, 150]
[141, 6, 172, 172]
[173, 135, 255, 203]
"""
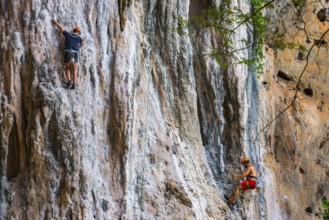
[241, 179, 257, 190]
[64, 51, 78, 63]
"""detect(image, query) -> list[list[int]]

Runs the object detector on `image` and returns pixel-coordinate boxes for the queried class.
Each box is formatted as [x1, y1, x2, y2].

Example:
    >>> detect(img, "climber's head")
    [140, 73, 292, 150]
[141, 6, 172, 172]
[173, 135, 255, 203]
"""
[73, 27, 81, 35]
[240, 157, 249, 165]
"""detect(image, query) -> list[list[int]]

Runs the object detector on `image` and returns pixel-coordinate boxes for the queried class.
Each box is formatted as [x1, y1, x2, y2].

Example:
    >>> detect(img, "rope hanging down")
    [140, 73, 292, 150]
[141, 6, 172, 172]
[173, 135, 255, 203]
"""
[192, 30, 268, 203]
[191, 29, 264, 157]
[164, 91, 206, 219]
[191, 33, 257, 192]
[157, 56, 215, 216]
[191, 36, 239, 165]
[73, 0, 77, 24]
[139, 50, 152, 219]
[139, 50, 216, 219]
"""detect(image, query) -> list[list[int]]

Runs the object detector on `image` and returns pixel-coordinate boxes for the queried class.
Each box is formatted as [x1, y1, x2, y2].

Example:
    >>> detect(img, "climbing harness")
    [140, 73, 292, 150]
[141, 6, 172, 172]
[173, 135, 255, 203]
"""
[65, 49, 78, 63]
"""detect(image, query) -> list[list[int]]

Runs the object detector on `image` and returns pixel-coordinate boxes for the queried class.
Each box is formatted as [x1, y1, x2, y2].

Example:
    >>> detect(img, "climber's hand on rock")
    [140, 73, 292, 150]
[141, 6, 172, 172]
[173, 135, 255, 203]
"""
[52, 18, 57, 24]
[81, 38, 86, 46]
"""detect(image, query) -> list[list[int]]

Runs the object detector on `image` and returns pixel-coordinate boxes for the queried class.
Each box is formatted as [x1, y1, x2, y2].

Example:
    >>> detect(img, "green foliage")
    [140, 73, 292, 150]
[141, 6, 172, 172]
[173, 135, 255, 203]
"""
[176, 0, 308, 76]
[266, 33, 286, 50]
[323, 199, 329, 219]
[176, 16, 189, 36]
[298, 44, 308, 52]
[250, 0, 268, 75]
[316, 198, 329, 220]
[292, 0, 306, 7]
[323, 199, 329, 209]
[287, 42, 297, 49]
[176, 0, 271, 75]
[265, 32, 305, 53]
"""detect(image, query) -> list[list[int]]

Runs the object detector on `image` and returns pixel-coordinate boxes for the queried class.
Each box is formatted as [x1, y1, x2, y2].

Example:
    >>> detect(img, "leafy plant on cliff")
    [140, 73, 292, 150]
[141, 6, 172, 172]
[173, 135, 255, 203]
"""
[249, 0, 267, 74]
[177, 0, 297, 75]
[292, 0, 306, 7]
[255, 3, 329, 141]
[316, 198, 329, 220]
[178, 1, 329, 142]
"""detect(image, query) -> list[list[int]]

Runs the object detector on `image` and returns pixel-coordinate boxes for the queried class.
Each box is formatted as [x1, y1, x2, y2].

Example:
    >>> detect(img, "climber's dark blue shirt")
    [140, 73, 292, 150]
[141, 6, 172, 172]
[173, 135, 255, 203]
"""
[63, 31, 82, 51]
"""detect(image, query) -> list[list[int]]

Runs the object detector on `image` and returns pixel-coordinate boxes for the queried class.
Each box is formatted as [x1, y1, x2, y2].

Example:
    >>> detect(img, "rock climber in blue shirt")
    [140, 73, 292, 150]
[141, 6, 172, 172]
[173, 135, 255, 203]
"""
[52, 18, 85, 89]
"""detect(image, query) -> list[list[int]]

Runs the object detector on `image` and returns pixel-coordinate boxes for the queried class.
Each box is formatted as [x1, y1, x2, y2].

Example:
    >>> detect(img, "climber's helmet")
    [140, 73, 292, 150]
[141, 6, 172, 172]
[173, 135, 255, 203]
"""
[73, 27, 81, 35]
[240, 157, 249, 165]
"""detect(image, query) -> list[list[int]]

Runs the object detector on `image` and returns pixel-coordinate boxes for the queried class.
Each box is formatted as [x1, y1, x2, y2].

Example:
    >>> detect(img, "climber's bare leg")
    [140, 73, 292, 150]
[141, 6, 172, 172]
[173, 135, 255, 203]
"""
[72, 62, 78, 85]
[65, 62, 71, 81]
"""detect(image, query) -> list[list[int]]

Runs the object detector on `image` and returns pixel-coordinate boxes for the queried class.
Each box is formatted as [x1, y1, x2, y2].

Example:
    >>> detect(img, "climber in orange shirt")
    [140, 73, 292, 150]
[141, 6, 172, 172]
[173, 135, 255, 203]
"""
[52, 18, 85, 89]
[225, 157, 258, 205]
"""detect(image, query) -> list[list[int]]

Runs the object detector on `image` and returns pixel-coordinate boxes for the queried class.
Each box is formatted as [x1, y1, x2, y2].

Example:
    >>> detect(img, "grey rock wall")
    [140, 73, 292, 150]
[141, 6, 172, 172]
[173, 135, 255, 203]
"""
[0, 0, 235, 219]
[2, 0, 327, 220]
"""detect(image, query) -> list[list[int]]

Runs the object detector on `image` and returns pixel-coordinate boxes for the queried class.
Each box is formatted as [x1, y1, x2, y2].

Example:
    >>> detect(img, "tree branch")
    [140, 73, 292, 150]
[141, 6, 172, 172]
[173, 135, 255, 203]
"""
[254, 26, 329, 143]
[229, 0, 276, 35]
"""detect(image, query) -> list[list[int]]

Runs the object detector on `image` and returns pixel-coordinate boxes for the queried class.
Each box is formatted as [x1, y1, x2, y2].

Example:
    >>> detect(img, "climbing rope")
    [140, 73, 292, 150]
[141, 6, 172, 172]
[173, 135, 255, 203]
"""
[191, 29, 300, 212]
[192, 28, 263, 160]
[165, 97, 206, 220]
[190, 38, 238, 212]
[191, 31, 259, 203]
[152, 45, 218, 217]
[137, 49, 207, 219]
[138, 32, 252, 218]
[138, 50, 152, 220]
[73, 0, 77, 25]
[191, 35, 237, 165]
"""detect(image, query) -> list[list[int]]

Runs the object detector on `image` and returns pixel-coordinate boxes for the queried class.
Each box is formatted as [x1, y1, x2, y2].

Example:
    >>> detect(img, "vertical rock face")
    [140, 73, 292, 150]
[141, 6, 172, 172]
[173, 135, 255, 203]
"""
[0, 0, 234, 219]
[0, 0, 327, 220]
[261, 1, 329, 220]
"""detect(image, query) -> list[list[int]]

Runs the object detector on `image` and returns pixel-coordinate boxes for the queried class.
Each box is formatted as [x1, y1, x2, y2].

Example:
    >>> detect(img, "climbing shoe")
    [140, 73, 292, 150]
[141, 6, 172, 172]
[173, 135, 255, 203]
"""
[70, 83, 75, 90]
[224, 195, 232, 200]
[66, 80, 72, 88]
[229, 200, 236, 205]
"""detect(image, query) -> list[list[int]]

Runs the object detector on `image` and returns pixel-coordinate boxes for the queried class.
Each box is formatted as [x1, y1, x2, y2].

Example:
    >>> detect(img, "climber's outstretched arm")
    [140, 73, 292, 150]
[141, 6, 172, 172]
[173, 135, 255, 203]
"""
[52, 18, 64, 32]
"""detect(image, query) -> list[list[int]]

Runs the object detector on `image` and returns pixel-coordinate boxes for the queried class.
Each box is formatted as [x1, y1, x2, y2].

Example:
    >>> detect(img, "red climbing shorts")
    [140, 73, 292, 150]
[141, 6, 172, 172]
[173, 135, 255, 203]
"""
[241, 179, 257, 190]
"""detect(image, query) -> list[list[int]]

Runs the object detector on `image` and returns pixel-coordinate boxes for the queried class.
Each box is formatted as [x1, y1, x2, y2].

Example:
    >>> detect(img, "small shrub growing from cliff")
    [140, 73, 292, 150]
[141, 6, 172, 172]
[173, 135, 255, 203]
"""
[292, 0, 306, 7]
[177, 0, 302, 76]
[249, 0, 267, 74]
[178, 1, 329, 141]
[316, 198, 329, 220]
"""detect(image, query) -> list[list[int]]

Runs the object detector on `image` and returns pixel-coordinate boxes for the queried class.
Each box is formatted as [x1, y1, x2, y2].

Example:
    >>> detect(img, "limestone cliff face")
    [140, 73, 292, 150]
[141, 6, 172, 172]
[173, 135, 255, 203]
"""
[260, 1, 329, 219]
[0, 0, 327, 219]
[0, 0, 244, 219]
